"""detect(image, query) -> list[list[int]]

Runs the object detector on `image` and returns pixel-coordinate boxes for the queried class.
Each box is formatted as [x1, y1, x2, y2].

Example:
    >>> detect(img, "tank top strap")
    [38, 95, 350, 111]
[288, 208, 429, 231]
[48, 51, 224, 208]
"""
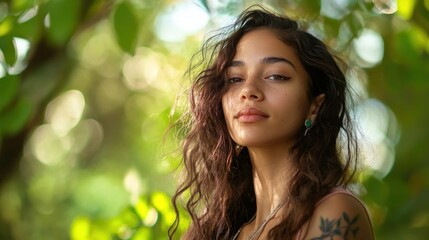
[315, 187, 358, 206]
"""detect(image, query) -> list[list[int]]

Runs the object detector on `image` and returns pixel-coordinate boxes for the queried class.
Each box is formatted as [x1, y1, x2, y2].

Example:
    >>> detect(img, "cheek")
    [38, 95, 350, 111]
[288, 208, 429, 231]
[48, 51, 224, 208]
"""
[278, 93, 309, 120]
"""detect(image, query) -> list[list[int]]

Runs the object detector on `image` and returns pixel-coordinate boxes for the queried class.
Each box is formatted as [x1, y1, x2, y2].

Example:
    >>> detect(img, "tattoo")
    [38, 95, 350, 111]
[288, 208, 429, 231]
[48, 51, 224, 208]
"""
[310, 212, 359, 240]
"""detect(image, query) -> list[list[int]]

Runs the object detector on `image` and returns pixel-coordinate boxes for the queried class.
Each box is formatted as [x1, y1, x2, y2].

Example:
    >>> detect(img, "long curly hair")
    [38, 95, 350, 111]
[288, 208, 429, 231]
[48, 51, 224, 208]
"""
[169, 5, 358, 240]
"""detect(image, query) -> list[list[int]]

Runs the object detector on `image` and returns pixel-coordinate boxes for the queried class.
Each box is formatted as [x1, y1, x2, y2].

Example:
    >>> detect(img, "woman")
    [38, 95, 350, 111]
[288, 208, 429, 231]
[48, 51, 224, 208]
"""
[169, 5, 374, 240]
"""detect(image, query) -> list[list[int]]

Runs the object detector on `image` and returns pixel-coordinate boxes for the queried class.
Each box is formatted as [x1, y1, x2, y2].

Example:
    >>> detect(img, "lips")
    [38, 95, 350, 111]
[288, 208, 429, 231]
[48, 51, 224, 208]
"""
[235, 107, 269, 122]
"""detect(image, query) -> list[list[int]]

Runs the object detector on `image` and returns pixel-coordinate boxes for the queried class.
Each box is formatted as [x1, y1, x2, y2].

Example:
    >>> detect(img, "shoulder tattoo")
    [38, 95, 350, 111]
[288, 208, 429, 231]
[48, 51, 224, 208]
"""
[310, 212, 360, 240]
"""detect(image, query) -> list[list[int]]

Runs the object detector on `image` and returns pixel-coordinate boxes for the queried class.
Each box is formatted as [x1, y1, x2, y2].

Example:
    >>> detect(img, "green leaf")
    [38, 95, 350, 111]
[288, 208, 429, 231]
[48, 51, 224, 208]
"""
[397, 0, 416, 20]
[46, 0, 82, 46]
[151, 191, 170, 213]
[135, 197, 149, 220]
[198, 0, 210, 12]
[0, 35, 17, 67]
[13, 7, 44, 41]
[364, 174, 389, 205]
[70, 215, 91, 240]
[11, 0, 35, 13]
[0, 74, 19, 112]
[119, 206, 142, 228]
[133, 227, 152, 239]
[0, 97, 32, 135]
[302, 0, 321, 15]
[112, 1, 139, 54]
[0, 16, 14, 37]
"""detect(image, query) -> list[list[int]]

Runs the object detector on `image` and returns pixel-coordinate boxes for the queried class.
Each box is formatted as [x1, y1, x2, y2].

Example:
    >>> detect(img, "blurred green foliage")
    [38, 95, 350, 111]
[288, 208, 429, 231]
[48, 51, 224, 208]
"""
[0, 0, 428, 239]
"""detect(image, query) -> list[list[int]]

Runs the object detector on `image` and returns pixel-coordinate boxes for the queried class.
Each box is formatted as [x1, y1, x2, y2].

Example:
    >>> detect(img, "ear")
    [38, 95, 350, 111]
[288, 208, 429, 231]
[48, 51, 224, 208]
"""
[308, 94, 325, 122]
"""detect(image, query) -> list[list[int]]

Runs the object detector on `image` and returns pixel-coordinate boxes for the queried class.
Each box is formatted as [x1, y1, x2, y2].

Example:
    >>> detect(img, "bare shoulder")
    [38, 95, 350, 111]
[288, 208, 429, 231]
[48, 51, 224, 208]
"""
[300, 191, 374, 240]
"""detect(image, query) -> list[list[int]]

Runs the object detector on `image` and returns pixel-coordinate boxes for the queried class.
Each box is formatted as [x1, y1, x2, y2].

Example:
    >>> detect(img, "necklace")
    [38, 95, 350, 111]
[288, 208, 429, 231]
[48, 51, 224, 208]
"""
[232, 201, 285, 240]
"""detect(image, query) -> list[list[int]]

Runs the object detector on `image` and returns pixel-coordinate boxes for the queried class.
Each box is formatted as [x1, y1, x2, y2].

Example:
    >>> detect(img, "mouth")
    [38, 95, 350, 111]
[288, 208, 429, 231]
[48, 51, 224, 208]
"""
[235, 107, 269, 122]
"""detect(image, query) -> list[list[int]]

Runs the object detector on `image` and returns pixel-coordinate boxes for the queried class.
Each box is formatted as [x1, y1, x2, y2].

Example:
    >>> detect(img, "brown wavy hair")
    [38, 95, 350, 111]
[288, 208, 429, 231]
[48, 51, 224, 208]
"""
[169, 5, 358, 240]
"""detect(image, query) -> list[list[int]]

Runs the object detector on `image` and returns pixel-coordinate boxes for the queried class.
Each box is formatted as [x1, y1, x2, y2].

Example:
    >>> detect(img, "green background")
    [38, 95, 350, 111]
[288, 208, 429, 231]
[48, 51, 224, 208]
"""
[0, 0, 428, 239]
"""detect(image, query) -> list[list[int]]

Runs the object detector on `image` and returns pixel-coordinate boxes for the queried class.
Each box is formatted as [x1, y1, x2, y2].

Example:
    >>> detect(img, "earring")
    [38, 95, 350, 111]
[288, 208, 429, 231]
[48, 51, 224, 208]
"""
[235, 144, 243, 156]
[304, 119, 312, 136]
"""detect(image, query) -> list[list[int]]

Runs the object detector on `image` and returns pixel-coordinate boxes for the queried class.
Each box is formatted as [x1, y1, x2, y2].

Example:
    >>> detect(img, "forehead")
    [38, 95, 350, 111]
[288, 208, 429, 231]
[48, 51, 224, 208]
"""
[234, 28, 301, 65]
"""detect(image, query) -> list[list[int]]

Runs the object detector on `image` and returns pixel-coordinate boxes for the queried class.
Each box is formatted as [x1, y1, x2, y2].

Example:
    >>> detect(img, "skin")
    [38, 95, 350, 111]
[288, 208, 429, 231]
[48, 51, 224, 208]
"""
[222, 28, 320, 151]
[302, 193, 375, 240]
[222, 28, 373, 240]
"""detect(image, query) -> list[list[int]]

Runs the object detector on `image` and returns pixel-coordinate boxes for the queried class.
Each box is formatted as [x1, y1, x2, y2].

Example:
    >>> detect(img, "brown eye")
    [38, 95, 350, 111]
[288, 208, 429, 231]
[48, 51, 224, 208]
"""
[266, 75, 291, 81]
[226, 77, 244, 83]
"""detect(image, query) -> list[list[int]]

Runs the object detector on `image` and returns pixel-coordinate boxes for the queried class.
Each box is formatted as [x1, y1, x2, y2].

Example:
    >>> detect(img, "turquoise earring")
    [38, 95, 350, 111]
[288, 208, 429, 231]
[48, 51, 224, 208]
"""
[304, 119, 312, 136]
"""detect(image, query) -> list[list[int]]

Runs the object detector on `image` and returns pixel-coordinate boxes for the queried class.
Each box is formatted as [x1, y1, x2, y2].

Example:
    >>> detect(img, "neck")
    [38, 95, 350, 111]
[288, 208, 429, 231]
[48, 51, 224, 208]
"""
[247, 146, 295, 225]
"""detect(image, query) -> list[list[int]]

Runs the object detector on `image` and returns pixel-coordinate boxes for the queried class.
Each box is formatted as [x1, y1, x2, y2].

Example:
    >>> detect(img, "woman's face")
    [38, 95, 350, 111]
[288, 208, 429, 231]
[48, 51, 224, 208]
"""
[222, 28, 322, 149]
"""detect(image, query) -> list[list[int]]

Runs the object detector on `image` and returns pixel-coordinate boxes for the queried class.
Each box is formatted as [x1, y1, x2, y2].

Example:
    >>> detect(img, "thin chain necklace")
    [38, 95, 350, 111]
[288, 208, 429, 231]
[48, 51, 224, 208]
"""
[232, 201, 285, 240]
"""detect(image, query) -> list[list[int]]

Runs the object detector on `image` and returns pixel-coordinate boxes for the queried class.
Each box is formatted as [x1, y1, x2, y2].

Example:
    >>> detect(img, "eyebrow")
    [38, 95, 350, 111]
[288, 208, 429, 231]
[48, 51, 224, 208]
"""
[229, 56, 296, 69]
[262, 57, 296, 69]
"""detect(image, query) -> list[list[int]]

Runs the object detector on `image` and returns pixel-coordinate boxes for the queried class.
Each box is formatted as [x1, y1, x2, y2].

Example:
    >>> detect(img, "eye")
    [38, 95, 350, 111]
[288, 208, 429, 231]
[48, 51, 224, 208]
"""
[226, 77, 244, 83]
[266, 74, 291, 81]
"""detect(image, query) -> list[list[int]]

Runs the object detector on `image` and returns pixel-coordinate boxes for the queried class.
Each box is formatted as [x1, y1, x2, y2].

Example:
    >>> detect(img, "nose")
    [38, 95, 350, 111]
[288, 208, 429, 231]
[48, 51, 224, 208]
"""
[240, 79, 264, 101]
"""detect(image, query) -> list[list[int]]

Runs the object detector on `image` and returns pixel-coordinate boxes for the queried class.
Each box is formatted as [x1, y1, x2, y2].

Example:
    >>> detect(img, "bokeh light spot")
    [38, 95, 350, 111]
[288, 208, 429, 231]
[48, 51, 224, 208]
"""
[143, 208, 158, 227]
[8, 37, 30, 75]
[45, 90, 85, 136]
[30, 124, 71, 166]
[320, 0, 350, 19]
[353, 29, 384, 67]
[373, 0, 398, 14]
[122, 48, 161, 91]
[124, 168, 144, 204]
[354, 99, 399, 178]
[154, 1, 209, 42]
